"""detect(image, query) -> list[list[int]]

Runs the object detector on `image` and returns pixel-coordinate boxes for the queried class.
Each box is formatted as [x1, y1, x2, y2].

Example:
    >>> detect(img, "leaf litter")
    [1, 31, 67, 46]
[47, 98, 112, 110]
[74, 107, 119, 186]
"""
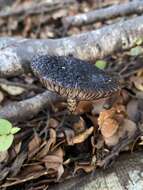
[0, 0, 143, 189]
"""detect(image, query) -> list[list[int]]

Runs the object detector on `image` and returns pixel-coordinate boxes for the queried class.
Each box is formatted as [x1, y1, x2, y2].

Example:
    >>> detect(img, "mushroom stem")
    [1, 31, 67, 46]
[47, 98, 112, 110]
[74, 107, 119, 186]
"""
[67, 98, 78, 114]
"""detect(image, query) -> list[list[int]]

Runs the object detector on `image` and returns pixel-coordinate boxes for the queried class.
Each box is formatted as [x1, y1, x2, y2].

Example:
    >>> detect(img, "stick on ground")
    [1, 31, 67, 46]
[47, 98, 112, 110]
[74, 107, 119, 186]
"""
[0, 91, 62, 122]
[0, 16, 143, 77]
[62, 1, 143, 27]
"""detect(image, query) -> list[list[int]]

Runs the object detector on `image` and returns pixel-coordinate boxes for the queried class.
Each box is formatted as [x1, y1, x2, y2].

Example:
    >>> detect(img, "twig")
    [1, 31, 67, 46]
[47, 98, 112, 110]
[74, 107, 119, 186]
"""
[0, 78, 43, 92]
[62, 1, 143, 27]
[0, 16, 143, 78]
[98, 129, 141, 168]
[0, 91, 62, 122]
[0, 0, 76, 18]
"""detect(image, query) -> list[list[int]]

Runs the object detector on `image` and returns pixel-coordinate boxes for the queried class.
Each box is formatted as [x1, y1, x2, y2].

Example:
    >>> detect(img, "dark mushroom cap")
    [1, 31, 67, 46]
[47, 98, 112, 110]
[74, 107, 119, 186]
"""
[31, 55, 120, 100]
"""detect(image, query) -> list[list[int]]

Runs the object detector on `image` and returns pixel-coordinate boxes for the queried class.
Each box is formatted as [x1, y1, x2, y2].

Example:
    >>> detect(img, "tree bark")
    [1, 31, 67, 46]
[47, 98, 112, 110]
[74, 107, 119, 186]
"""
[0, 0, 76, 17]
[0, 91, 62, 122]
[63, 1, 143, 27]
[0, 15, 143, 78]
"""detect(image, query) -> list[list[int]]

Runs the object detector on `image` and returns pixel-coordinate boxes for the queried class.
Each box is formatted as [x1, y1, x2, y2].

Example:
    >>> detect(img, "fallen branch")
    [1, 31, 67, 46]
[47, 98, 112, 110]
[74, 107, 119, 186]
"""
[0, 0, 76, 18]
[0, 16, 143, 77]
[0, 91, 62, 122]
[62, 1, 143, 27]
[0, 78, 42, 92]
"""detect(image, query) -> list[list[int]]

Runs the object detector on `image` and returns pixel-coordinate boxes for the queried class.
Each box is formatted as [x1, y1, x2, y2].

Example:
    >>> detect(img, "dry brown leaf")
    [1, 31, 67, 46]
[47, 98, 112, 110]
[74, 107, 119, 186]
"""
[100, 118, 119, 138]
[19, 165, 45, 177]
[14, 142, 22, 155]
[0, 150, 8, 163]
[36, 128, 56, 159]
[28, 133, 42, 157]
[98, 107, 116, 127]
[48, 118, 59, 129]
[104, 119, 137, 147]
[9, 142, 22, 161]
[74, 163, 94, 174]
[69, 127, 94, 145]
[98, 106, 129, 146]
[0, 84, 25, 96]
[41, 148, 64, 180]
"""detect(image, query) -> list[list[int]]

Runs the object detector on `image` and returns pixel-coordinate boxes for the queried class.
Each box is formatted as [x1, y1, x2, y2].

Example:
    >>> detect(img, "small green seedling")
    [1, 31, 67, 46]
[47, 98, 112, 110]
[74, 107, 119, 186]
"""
[95, 60, 107, 70]
[0, 119, 21, 152]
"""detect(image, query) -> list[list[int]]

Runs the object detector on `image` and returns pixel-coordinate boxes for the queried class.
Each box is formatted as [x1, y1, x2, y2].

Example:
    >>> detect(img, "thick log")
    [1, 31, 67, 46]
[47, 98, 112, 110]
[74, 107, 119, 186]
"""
[0, 16, 143, 77]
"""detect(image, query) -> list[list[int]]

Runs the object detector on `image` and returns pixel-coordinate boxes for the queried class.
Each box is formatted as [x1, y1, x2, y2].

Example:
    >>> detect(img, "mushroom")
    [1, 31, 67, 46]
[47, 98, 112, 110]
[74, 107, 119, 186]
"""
[31, 55, 120, 113]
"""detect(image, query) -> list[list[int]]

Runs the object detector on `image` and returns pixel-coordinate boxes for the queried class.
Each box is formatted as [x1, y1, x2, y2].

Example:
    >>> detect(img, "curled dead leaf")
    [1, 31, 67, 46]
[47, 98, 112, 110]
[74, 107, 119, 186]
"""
[36, 128, 56, 159]
[74, 162, 94, 174]
[104, 119, 137, 147]
[98, 107, 116, 127]
[100, 118, 119, 138]
[48, 118, 59, 129]
[41, 148, 64, 180]
[28, 132, 42, 159]
[69, 127, 94, 145]
[98, 106, 126, 138]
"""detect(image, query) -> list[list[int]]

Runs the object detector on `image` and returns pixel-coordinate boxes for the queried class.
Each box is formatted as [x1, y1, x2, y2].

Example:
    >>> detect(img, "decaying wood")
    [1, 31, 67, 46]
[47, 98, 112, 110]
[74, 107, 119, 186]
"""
[0, 15, 143, 78]
[62, 1, 143, 27]
[0, 0, 76, 18]
[50, 151, 143, 190]
[0, 91, 62, 122]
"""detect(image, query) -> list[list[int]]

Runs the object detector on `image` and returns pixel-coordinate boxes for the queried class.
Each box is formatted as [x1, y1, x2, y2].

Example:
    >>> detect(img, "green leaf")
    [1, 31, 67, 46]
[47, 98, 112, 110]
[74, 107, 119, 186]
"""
[130, 46, 143, 56]
[10, 127, 21, 134]
[0, 119, 12, 135]
[95, 60, 107, 70]
[0, 134, 14, 151]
